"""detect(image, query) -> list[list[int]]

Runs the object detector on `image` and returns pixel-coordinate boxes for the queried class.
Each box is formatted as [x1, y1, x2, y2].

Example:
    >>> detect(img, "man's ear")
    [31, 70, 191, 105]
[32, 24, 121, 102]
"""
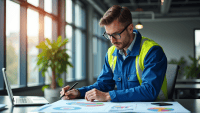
[128, 23, 134, 33]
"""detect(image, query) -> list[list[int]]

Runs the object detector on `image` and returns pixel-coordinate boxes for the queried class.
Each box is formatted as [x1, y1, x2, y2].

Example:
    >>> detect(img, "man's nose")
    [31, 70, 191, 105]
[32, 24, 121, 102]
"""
[110, 36, 116, 43]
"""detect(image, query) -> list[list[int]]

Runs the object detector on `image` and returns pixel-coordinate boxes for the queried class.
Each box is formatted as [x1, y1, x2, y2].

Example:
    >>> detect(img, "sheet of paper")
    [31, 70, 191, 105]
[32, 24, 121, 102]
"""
[0, 104, 7, 110]
[31, 99, 190, 113]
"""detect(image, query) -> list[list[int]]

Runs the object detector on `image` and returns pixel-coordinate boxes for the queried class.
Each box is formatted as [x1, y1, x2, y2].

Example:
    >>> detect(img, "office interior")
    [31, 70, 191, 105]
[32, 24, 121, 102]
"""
[0, 0, 200, 100]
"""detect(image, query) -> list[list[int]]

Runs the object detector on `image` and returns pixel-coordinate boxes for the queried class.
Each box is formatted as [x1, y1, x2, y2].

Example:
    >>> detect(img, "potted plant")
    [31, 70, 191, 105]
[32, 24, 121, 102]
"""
[184, 55, 200, 79]
[168, 56, 186, 76]
[36, 36, 73, 97]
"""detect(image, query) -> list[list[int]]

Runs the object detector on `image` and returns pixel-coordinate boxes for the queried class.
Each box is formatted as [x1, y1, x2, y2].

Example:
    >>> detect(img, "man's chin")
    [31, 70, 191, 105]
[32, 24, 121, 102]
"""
[114, 45, 122, 50]
[113, 43, 122, 49]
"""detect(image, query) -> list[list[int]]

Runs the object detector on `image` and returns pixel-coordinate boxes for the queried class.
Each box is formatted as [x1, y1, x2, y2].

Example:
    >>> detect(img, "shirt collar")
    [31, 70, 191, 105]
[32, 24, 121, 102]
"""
[118, 32, 137, 56]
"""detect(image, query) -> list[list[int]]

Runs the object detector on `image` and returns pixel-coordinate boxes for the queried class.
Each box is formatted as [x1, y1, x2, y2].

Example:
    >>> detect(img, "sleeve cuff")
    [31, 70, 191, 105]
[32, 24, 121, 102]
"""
[109, 90, 118, 102]
[77, 87, 87, 98]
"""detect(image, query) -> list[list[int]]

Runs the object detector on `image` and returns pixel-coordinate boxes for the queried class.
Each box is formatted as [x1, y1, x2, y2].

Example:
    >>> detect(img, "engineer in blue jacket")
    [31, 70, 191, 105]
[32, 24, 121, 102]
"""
[60, 5, 167, 102]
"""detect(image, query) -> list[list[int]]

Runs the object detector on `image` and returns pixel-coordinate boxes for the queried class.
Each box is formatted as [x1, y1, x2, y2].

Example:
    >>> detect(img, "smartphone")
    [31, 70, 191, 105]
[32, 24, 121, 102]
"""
[151, 102, 173, 106]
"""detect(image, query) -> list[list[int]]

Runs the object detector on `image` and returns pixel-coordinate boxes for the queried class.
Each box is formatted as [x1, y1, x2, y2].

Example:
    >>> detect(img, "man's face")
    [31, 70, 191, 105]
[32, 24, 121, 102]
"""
[104, 20, 133, 50]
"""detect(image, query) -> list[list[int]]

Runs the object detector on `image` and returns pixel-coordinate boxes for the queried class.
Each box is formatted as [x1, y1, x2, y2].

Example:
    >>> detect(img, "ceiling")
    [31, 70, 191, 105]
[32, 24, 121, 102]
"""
[87, 0, 200, 21]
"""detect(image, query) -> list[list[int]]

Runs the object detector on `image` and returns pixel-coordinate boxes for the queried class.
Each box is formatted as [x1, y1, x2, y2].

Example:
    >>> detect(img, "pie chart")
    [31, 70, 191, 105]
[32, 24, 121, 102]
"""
[53, 106, 81, 110]
[66, 102, 104, 107]
[148, 107, 174, 112]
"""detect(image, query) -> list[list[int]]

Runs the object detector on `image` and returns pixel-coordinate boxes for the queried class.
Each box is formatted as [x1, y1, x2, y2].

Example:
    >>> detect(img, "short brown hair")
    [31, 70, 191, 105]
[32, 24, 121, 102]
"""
[99, 5, 132, 27]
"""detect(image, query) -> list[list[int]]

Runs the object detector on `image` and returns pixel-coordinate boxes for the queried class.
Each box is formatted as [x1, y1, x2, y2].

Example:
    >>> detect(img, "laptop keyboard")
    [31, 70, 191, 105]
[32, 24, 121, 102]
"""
[16, 98, 33, 103]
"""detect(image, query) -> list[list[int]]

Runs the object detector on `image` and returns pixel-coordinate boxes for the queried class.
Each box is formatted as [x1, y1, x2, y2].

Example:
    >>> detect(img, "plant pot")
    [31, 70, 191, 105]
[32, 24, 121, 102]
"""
[44, 87, 62, 98]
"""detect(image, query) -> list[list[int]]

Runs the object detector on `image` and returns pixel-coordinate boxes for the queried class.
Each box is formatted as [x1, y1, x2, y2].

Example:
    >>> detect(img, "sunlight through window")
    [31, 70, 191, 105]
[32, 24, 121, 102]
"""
[6, 0, 20, 87]
[27, 9, 39, 86]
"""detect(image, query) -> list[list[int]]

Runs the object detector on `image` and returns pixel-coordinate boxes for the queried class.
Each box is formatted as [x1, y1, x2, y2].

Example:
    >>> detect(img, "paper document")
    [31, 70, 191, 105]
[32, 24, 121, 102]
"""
[0, 104, 6, 110]
[31, 99, 190, 112]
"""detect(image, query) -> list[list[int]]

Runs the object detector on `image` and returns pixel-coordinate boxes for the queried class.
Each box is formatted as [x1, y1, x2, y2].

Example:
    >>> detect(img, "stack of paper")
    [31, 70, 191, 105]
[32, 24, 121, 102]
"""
[31, 99, 190, 113]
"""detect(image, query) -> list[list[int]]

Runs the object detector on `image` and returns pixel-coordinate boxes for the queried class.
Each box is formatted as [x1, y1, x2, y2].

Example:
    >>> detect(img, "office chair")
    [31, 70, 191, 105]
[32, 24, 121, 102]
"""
[166, 64, 180, 99]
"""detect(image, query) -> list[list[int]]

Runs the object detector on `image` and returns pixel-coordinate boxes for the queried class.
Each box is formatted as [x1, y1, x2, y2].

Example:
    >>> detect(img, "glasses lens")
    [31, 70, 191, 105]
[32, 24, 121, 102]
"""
[103, 32, 121, 40]
[113, 34, 121, 39]
[103, 33, 109, 39]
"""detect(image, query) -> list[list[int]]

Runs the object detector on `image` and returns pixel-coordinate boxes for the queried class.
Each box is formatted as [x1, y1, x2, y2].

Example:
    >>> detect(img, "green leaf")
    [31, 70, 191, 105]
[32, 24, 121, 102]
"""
[57, 36, 62, 45]
[46, 38, 51, 46]
[36, 42, 47, 50]
[57, 78, 64, 87]
[51, 41, 58, 50]
[59, 39, 68, 47]
[42, 85, 49, 91]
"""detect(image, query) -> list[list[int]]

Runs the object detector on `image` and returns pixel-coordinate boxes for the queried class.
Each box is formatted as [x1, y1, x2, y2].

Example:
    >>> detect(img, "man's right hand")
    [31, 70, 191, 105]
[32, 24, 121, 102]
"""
[60, 85, 81, 100]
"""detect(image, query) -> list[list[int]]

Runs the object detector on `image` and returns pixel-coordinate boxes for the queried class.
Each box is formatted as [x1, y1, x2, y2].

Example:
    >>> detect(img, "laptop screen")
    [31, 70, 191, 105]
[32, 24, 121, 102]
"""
[2, 68, 14, 105]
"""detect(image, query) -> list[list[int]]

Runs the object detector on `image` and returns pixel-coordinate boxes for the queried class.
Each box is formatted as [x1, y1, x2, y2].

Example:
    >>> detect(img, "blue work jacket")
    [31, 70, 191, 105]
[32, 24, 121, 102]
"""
[78, 30, 167, 102]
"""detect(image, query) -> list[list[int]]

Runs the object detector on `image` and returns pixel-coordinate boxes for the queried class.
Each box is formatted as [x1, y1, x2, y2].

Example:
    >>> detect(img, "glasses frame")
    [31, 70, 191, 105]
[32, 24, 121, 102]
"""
[103, 23, 131, 40]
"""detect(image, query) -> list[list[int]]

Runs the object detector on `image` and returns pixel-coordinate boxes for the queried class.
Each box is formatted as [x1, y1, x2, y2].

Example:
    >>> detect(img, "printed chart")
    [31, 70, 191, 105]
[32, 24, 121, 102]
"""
[53, 106, 81, 110]
[148, 107, 174, 112]
[67, 102, 104, 107]
[109, 105, 134, 112]
[31, 100, 190, 112]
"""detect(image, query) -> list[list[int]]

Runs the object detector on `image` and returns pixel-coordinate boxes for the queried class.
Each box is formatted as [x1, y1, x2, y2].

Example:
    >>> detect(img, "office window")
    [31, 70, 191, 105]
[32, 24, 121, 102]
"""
[93, 37, 98, 77]
[1, 0, 87, 92]
[44, 16, 52, 40]
[27, 9, 39, 86]
[44, 16, 52, 84]
[66, 25, 73, 81]
[44, 0, 52, 13]
[65, 0, 73, 82]
[75, 29, 82, 80]
[6, 0, 20, 87]
[75, 3, 81, 27]
[195, 29, 200, 64]
[65, 1, 86, 81]
[66, 0, 72, 23]
[27, 0, 39, 7]
[93, 15, 109, 78]
[74, 3, 86, 80]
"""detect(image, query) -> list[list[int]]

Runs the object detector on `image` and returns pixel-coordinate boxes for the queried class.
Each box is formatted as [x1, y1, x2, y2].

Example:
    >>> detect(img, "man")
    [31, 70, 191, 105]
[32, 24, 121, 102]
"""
[60, 5, 167, 102]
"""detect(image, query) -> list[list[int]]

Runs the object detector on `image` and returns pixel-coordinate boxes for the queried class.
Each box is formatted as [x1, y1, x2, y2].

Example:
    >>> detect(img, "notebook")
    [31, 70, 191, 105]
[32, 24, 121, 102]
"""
[2, 68, 49, 106]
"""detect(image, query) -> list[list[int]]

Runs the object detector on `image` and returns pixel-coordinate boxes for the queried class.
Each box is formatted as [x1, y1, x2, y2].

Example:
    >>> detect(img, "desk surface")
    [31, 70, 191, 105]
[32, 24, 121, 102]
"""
[0, 96, 199, 113]
[176, 79, 200, 84]
[175, 84, 200, 89]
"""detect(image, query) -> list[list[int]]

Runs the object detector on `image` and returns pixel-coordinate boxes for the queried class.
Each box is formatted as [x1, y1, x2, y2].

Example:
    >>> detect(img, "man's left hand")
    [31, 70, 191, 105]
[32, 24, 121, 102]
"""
[85, 88, 111, 102]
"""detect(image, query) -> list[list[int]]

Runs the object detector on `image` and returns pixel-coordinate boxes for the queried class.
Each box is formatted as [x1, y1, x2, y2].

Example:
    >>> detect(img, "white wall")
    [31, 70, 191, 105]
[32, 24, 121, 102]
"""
[135, 20, 200, 78]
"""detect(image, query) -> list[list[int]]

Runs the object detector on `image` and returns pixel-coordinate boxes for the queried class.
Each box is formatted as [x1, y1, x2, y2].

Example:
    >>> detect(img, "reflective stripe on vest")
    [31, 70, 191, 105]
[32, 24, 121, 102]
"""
[108, 36, 168, 100]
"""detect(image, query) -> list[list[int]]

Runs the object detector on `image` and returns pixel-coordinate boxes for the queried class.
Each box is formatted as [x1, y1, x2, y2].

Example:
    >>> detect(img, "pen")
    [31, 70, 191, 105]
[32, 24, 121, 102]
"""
[151, 102, 173, 106]
[60, 82, 78, 99]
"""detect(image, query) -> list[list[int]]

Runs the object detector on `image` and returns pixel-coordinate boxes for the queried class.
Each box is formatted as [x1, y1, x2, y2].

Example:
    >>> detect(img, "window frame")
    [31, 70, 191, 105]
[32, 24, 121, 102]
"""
[0, 0, 88, 94]
[194, 28, 200, 61]
[0, 0, 6, 91]
[92, 13, 110, 79]
[65, 0, 87, 82]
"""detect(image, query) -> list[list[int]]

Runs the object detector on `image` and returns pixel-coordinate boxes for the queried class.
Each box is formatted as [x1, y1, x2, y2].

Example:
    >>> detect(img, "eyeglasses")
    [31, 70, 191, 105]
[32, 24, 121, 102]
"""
[103, 24, 130, 40]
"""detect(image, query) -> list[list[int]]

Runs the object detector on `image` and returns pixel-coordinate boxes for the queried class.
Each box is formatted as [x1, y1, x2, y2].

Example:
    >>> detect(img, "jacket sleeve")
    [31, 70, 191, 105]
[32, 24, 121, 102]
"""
[77, 53, 115, 98]
[109, 46, 167, 102]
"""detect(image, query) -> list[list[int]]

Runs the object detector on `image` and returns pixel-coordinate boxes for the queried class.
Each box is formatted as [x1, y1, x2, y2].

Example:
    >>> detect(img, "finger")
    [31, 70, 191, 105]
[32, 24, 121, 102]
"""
[63, 96, 69, 100]
[63, 85, 71, 91]
[85, 92, 89, 101]
[65, 90, 74, 96]
[61, 85, 70, 95]
[60, 91, 63, 95]
[88, 95, 96, 102]
[85, 89, 95, 101]
[86, 93, 95, 102]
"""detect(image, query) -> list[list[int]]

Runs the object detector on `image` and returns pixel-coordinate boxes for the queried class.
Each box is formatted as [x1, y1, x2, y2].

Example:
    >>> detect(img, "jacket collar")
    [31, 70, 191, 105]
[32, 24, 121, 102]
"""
[112, 29, 141, 57]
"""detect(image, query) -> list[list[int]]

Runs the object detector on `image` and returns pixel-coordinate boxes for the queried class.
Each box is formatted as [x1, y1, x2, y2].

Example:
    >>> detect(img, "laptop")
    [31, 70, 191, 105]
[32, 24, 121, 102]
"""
[2, 68, 49, 106]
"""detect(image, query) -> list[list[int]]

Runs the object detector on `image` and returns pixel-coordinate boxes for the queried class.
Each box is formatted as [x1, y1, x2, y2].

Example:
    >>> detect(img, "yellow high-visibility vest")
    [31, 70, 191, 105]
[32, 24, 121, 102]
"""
[107, 36, 168, 100]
